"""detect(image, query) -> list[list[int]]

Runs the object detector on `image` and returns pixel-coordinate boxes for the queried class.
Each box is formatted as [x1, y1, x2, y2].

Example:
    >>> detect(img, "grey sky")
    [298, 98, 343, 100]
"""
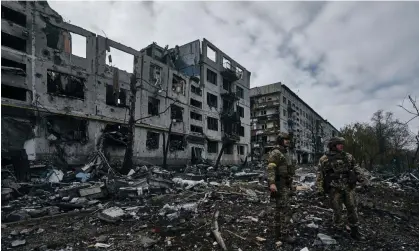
[49, 1, 419, 134]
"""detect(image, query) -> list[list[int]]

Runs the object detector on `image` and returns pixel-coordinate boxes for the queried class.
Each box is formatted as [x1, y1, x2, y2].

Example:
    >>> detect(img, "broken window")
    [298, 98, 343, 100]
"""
[169, 134, 185, 151]
[236, 67, 243, 79]
[47, 70, 85, 99]
[1, 32, 26, 52]
[172, 74, 185, 95]
[146, 131, 160, 150]
[1, 6, 26, 27]
[69, 32, 86, 58]
[239, 126, 245, 137]
[261, 125, 266, 130]
[44, 23, 62, 50]
[207, 117, 218, 131]
[106, 46, 134, 73]
[191, 85, 202, 96]
[222, 57, 232, 69]
[224, 143, 233, 155]
[223, 79, 232, 91]
[237, 145, 245, 155]
[236, 86, 244, 99]
[106, 85, 127, 107]
[46, 116, 88, 143]
[283, 109, 287, 117]
[190, 98, 202, 109]
[237, 105, 244, 118]
[208, 140, 218, 153]
[190, 111, 202, 121]
[1, 58, 26, 75]
[103, 124, 129, 146]
[206, 45, 216, 62]
[223, 99, 233, 112]
[206, 69, 217, 85]
[1, 85, 27, 101]
[191, 125, 203, 134]
[261, 110, 266, 115]
[150, 63, 162, 87]
[171, 104, 183, 122]
[207, 92, 218, 108]
[148, 97, 160, 116]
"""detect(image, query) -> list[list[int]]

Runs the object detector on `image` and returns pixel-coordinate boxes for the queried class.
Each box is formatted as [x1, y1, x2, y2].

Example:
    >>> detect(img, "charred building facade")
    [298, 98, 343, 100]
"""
[1, 1, 251, 167]
[250, 83, 339, 164]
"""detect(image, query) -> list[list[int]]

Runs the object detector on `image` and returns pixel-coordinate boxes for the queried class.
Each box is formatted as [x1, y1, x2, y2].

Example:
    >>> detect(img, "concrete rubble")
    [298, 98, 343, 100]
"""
[1, 162, 419, 251]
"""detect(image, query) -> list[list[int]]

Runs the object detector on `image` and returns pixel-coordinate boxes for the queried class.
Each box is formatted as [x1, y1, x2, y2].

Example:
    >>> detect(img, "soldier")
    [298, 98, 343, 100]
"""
[267, 132, 296, 243]
[316, 137, 365, 240]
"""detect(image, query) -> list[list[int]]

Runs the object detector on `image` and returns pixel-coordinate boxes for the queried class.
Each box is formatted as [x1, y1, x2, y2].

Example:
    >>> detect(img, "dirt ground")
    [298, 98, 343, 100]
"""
[2, 177, 419, 251]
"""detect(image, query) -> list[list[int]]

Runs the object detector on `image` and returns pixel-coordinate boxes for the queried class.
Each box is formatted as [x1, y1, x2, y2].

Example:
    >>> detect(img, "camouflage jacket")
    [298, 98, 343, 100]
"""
[316, 151, 364, 192]
[267, 146, 295, 185]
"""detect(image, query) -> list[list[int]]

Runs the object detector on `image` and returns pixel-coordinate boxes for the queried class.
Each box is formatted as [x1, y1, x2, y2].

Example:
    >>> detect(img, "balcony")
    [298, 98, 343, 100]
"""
[220, 109, 240, 123]
[222, 132, 240, 143]
[287, 104, 296, 113]
[252, 100, 281, 110]
[221, 61, 242, 82]
[221, 89, 239, 101]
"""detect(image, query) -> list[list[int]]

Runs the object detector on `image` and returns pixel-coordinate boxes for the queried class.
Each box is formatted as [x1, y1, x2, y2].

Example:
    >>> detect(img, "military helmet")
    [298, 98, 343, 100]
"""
[277, 132, 290, 145]
[328, 136, 345, 148]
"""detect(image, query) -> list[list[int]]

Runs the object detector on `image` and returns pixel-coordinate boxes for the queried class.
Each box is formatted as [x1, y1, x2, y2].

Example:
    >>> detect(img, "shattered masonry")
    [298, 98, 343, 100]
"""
[1, 1, 251, 167]
[249, 83, 340, 163]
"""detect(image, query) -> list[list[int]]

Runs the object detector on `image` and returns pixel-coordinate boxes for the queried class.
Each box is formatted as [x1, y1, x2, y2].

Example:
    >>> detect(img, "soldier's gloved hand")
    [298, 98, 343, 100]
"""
[269, 184, 277, 193]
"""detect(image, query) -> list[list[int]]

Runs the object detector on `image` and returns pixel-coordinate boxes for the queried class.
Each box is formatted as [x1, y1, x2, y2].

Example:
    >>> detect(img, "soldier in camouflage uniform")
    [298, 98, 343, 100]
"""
[267, 132, 296, 243]
[316, 137, 365, 240]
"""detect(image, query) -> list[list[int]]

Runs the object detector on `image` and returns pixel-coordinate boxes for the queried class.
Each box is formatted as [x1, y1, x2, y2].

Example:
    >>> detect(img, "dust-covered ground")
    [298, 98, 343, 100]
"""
[2, 167, 419, 251]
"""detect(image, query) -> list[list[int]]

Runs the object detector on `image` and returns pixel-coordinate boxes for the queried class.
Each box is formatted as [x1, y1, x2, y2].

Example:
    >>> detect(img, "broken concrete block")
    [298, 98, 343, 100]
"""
[46, 169, 64, 183]
[119, 186, 149, 198]
[98, 206, 125, 223]
[138, 235, 157, 248]
[11, 239, 26, 247]
[79, 184, 108, 199]
[28, 208, 48, 218]
[5, 210, 30, 223]
[314, 233, 337, 245]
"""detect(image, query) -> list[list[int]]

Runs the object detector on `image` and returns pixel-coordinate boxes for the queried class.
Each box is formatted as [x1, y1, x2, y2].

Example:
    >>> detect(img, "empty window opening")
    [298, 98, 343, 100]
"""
[222, 57, 232, 69]
[207, 92, 218, 108]
[44, 23, 61, 50]
[46, 116, 88, 143]
[191, 85, 202, 96]
[148, 97, 160, 116]
[207, 117, 218, 131]
[224, 143, 233, 155]
[191, 125, 203, 134]
[236, 67, 243, 79]
[208, 140, 218, 153]
[1, 58, 26, 75]
[237, 105, 244, 118]
[223, 99, 233, 112]
[261, 110, 266, 115]
[190, 98, 202, 109]
[69, 32, 86, 58]
[206, 45, 216, 62]
[237, 145, 245, 155]
[1, 32, 26, 52]
[223, 79, 232, 91]
[206, 69, 217, 85]
[149, 63, 162, 87]
[190, 111, 202, 121]
[236, 86, 244, 99]
[172, 74, 185, 95]
[103, 124, 129, 146]
[1, 85, 27, 101]
[261, 124, 266, 130]
[47, 70, 85, 99]
[171, 104, 183, 122]
[169, 134, 185, 152]
[106, 47, 134, 73]
[146, 131, 160, 150]
[106, 85, 127, 107]
[283, 109, 287, 117]
[1, 6, 26, 27]
[239, 126, 245, 137]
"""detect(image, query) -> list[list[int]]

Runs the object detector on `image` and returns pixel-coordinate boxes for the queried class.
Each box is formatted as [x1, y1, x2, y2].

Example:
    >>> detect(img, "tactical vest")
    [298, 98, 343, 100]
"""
[322, 151, 357, 191]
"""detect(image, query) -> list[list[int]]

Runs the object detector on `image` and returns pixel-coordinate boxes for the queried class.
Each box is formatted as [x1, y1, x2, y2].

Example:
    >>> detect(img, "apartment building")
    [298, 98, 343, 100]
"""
[1, 1, 251, 167]
[250, 83, 339, 164]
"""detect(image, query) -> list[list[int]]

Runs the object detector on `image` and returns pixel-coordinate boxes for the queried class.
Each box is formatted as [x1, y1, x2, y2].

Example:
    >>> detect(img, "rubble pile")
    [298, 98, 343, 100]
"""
[2, 162, 419, 250]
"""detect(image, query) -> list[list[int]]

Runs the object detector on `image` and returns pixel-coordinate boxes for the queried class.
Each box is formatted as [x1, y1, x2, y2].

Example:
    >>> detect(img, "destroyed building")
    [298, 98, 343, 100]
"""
[250, 83, 339, 164]
[1, 1, 251, 167]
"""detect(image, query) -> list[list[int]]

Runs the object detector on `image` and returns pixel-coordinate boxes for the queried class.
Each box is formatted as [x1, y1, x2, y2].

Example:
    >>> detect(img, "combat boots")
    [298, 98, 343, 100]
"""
[350, 226, 365, 241]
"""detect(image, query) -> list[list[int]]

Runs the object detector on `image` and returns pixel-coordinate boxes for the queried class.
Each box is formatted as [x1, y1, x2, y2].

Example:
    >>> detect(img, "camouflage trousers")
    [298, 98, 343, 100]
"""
[329, 187, 359, 227]
[273, 180, 293, 237]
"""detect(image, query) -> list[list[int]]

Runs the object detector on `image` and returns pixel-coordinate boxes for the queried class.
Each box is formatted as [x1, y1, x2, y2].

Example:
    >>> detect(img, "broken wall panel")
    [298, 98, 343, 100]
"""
[46, 70, 85, 99]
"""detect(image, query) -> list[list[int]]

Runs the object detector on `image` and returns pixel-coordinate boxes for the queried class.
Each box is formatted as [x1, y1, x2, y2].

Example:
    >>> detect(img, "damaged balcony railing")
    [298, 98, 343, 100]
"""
[221, 61, 242, 82]
[220, 109, 241, 123]
[220, 89, 240, 101]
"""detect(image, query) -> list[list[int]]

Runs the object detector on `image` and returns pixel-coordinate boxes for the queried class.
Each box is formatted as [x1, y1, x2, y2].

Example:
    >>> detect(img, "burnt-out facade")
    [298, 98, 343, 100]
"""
[1, 1, 251, 167]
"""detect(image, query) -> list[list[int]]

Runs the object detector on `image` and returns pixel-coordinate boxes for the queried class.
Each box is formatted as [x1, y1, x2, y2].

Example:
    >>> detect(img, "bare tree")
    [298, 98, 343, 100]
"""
[399, 95, 419, 167]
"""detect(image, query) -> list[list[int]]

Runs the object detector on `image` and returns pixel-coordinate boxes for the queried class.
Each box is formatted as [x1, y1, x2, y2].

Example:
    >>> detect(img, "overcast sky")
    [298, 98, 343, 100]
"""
[49, 1, 419, 133]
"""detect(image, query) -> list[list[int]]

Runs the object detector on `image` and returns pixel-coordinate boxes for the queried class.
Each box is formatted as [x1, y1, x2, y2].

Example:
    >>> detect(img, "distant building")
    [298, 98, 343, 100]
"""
[250, 82, 339, 164]
[1, 1, 251, 167]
